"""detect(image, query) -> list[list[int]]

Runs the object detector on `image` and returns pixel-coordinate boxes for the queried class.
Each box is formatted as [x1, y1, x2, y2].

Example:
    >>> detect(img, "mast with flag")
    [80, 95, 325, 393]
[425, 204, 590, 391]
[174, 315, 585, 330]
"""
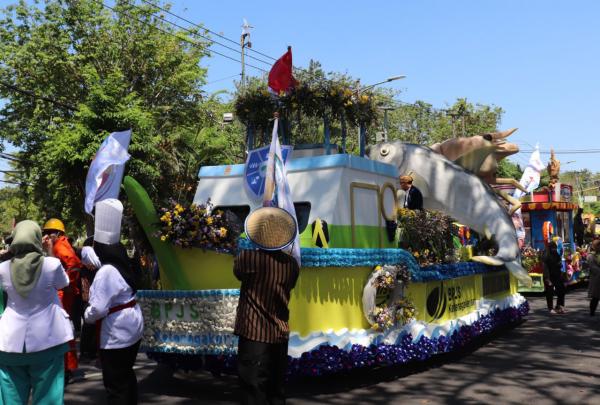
[84, 130, 132, 214]
[268, 46, 297, 96]
[262, 114, 301, 267]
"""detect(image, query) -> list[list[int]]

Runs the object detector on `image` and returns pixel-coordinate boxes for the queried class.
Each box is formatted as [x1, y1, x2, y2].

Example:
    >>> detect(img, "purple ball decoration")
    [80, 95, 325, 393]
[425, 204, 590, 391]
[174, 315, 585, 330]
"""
[146, 302, 528, 378]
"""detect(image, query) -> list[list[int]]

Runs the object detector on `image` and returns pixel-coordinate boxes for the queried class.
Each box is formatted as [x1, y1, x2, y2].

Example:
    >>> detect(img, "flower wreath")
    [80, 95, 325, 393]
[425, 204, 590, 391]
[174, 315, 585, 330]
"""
[362, 264, 416, 331]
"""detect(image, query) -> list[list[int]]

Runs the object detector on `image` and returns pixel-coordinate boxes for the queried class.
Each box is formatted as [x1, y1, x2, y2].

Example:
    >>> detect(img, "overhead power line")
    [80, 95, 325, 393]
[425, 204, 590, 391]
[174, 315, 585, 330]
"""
[128, 0, 273, 67]
[94, 0, 268, 73]
[206, 73, 242, 85]
[0, 179, 27, 186]
[0, 81, 77, 111]
[139, 0, 277, 63]
[0, 152, 23, 162]
[518, 149, 600, 155]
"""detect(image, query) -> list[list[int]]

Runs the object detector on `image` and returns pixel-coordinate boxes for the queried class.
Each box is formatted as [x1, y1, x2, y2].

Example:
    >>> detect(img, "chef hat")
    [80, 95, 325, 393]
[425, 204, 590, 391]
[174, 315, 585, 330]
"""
[81, 246, 101, 269]
[94, 199, 123, 245]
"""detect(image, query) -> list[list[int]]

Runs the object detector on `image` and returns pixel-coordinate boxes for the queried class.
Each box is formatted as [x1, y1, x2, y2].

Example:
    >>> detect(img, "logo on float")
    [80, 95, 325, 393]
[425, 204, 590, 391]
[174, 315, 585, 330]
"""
[426, 282, 447, 322]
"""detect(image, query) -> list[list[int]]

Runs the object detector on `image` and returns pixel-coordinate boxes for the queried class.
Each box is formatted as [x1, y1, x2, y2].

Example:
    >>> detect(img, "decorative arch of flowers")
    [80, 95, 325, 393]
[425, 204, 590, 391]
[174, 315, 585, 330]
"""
[362, 264, 416, 331]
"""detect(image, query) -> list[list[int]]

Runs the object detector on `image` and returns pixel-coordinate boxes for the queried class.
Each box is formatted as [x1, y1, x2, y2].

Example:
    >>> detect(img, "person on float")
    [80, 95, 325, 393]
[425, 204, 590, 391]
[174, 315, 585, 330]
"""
[0, 220, 74, 404]
[42, 217, 82, 377]
[234, 206, 300, 405]
[587, 240, 600, 316]
[84, 198, 143, 404]
[543, 240, 567, 314]
[400, 175, 423, 210]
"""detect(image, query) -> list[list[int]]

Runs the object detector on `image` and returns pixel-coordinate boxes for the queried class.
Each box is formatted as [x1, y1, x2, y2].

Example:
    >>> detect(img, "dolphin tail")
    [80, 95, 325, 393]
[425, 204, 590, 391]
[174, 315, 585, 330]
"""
[472, 255, 504, 266]
[472, 256, 533, 288]
[505, 260, 533, 288]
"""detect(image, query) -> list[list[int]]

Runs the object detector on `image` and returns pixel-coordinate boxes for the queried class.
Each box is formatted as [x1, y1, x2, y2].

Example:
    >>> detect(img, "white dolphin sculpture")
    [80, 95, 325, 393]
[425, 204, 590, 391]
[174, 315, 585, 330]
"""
[368, 141, 531, 286]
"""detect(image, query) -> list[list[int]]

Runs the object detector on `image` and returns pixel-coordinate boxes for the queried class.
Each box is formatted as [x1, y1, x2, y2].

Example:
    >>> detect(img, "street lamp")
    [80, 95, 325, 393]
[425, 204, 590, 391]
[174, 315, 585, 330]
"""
[358, 75, 406, 93]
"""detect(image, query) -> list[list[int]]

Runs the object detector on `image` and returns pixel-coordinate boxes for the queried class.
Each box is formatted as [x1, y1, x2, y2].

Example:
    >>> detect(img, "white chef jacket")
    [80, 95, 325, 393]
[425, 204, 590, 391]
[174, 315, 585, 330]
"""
[0, 257, 74, 353]
[84, 264, 143, 349]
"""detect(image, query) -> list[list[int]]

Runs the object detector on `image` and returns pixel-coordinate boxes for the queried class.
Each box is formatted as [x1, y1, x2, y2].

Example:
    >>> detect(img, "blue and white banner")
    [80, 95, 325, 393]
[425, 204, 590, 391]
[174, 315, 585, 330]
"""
[84, 130, 131, 214]
[244, 142, 292, 200]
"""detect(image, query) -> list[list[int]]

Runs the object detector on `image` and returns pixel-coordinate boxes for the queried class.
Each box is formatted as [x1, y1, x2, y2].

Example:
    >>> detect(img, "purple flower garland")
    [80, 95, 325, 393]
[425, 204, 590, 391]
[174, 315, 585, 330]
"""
[146, 301, 529, 377]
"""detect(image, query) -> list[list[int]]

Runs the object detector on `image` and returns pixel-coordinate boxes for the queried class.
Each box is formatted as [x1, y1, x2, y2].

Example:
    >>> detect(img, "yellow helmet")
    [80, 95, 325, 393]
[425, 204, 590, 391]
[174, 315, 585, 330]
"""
[43, 218, 65, 233]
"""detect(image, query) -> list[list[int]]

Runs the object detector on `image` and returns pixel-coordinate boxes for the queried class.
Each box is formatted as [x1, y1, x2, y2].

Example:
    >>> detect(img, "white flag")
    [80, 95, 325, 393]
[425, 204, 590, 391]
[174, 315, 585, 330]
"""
[511, 144, 545, 246]
[84, 130, 131, 214]
[263, 119, 301, 266]
[513, 144, 545, 200]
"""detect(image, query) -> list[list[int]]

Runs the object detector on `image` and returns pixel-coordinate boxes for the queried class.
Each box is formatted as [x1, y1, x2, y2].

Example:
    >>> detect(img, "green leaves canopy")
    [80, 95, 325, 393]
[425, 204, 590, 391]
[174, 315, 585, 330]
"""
[0, 0, 211, 231]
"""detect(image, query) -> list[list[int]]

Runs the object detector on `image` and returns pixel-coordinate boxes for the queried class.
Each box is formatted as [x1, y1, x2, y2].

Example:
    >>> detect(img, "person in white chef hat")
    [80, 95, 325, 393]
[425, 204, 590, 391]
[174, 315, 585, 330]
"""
[84, 198, 143, 404]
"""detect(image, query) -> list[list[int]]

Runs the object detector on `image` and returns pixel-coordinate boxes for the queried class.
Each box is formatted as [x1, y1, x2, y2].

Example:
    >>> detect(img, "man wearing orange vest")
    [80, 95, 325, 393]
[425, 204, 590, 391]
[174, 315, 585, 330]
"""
[42, 218, 81, 381]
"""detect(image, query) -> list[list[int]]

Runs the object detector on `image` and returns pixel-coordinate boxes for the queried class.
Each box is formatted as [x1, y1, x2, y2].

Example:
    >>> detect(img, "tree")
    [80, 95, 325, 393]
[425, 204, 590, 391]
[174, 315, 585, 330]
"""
[0, 186, 42, 235]
[497, 159, 523, 180]
[0, 0, 212, 234]
[386, 98, 504, 145]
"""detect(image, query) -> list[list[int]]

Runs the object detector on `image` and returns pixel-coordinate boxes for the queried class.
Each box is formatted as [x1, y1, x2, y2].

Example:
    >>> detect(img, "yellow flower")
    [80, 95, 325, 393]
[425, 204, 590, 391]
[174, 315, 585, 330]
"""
[413, 251, 420, 258]
[206, 217, 214, 225]
[220, 227, 228, 237]
[360, 94, 369, 103]
[160, 236, 166, 241]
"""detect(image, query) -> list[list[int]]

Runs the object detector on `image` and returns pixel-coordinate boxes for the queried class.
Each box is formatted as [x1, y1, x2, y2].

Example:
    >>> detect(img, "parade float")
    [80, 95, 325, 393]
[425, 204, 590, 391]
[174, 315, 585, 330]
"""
[124, 81, 529, 376]
[516, 184, 586, 293]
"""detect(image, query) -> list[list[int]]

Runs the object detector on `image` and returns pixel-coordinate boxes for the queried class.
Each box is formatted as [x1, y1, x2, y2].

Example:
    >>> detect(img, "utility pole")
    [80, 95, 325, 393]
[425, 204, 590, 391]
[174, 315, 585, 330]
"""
[379, 106, 395, 142]
[574, 171, 584, 206]
[240, 19, 253, 88]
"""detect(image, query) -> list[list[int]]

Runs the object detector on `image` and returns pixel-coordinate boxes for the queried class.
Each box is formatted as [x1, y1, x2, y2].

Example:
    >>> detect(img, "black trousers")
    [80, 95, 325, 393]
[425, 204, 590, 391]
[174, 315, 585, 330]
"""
[237, 336, 289, 405]
[99, 340, 141, 405]
[591, 297, 599, 315]
[545, 277, 566, 310]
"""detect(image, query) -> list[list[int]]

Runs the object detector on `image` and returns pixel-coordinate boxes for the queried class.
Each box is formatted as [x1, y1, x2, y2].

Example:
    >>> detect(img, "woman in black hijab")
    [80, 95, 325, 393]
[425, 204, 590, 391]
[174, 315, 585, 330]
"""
[543, 241, 566, 314]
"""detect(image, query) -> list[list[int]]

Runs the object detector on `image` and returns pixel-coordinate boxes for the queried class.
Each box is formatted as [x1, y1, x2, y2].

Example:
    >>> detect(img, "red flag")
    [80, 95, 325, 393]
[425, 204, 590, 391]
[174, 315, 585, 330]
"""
[268, 46, 296, 95]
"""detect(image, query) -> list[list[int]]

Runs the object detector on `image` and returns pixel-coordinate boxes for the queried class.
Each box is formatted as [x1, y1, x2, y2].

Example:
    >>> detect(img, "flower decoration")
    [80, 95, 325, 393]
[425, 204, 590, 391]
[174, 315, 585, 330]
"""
[234, 78, 380, 133]
[155, 199, 240, 253]
[365, 264, 415, 331]
[396, 208, 457, 266]
[520, 245, 543, 273]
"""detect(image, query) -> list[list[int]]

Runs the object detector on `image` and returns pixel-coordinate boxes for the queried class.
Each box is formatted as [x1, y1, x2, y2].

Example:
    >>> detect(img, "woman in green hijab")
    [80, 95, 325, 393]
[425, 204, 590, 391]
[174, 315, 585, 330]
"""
[0, 220, 74, 404]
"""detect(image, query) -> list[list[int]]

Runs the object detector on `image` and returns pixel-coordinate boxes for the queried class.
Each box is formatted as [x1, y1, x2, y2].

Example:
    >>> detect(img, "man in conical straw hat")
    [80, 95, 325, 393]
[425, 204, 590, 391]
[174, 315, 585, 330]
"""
[234, 206, 299, 404]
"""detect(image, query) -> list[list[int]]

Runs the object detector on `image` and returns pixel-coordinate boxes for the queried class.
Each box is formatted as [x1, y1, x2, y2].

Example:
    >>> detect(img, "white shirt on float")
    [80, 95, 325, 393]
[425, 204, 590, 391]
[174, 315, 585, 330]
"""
[84, 264, 143, 349]
[0, 257, 74, 353]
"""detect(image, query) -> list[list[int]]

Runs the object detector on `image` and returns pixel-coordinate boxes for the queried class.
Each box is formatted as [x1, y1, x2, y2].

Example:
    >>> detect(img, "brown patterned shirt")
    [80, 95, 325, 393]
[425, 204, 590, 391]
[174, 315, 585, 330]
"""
[233, 249, 299, 343]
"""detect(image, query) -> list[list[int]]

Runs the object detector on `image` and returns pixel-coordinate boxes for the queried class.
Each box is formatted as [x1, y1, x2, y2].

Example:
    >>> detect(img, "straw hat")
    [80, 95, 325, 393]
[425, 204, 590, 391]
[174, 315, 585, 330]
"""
[245, 207, 297, 250]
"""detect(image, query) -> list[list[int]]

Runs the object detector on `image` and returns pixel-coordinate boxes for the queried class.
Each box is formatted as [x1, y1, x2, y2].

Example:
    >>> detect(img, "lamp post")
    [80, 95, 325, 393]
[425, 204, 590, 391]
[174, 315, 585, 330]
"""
[356, 75, 406, 155]
[358, 75, 406, 93]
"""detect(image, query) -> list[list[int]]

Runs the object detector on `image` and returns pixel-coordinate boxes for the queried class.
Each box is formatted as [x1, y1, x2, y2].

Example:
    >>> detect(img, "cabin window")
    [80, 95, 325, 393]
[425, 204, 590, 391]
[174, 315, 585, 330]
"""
[213, 205, 251, 231]
[214, 203, 310, 234]
[294, 202, 311, 234]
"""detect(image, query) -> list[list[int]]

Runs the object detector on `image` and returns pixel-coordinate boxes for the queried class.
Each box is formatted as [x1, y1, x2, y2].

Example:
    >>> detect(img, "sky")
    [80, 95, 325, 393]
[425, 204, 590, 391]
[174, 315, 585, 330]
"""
[1, 0, 599, 175]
